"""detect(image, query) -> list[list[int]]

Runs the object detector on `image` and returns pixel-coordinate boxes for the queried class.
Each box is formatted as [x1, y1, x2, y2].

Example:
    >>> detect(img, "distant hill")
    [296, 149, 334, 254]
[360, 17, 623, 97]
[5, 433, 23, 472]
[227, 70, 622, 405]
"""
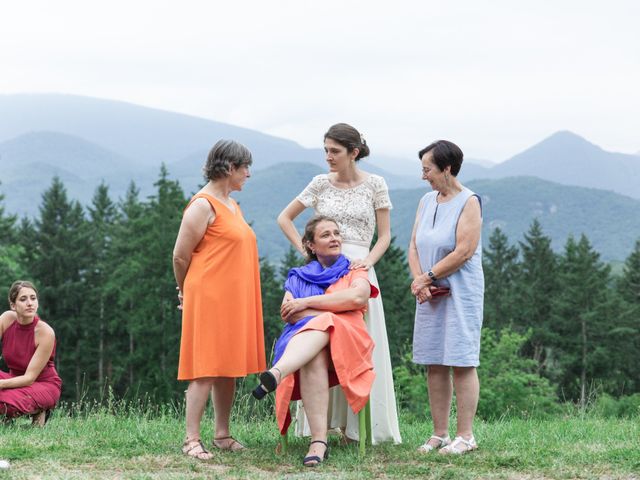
[234, 164, 640, 262]
[389, 176, 640, 262]
[470, 131, 640, 199]
[0, 93, 313, 169]
[0, 131, 133, 182]
[1, 93, 638, 259]
[2, 155, 639, 260]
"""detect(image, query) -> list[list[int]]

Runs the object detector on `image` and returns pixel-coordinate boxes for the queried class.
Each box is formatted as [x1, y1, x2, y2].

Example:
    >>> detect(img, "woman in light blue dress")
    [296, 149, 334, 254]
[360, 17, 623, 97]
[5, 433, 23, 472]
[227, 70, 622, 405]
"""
[408, 140, 484, 455]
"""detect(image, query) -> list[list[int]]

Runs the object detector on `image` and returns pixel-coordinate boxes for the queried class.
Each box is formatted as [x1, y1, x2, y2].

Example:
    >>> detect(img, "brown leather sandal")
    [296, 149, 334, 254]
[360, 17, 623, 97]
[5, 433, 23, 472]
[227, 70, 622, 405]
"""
[182, 438, 214, 460]
[212, 435, 246, 451]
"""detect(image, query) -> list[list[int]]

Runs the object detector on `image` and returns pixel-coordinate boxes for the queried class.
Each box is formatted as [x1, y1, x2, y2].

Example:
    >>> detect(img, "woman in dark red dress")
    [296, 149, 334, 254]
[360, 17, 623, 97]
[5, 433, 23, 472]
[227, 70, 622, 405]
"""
[0, 281, 62, 425]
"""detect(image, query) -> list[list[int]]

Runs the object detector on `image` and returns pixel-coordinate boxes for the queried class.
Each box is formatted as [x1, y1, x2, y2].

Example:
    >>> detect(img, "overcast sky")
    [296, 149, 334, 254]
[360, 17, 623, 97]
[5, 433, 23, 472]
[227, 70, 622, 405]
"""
[2, 0, 638, 162]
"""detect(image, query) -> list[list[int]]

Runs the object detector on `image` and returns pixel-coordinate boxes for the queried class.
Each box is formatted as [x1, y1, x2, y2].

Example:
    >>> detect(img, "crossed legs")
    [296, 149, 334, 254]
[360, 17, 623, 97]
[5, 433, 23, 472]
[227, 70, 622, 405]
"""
[269, 330, 331, 463]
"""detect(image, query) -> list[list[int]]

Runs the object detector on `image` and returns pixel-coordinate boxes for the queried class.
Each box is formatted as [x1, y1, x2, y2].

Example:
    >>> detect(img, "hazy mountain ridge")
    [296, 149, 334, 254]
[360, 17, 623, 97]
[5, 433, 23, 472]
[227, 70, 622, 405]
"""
[235, 165, 640, 262]
[1, 94, 639, 260]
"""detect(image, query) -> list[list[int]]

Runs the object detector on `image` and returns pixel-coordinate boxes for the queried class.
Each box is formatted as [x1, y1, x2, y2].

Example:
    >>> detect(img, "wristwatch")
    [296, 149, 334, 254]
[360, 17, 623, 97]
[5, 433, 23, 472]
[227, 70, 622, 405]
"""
[427, 270, 438, 282]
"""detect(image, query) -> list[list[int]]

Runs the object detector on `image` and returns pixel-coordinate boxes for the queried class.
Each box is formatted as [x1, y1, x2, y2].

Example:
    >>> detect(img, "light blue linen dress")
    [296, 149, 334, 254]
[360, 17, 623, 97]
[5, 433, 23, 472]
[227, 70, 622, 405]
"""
[412, 187, 484, 367]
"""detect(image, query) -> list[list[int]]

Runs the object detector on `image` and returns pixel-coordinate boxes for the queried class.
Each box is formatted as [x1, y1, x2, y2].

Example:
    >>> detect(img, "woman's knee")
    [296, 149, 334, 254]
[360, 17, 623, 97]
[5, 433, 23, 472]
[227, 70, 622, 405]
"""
[302, 348, 329, 374]
[452, 366, 477, 378]
[427, 365, 450, 377]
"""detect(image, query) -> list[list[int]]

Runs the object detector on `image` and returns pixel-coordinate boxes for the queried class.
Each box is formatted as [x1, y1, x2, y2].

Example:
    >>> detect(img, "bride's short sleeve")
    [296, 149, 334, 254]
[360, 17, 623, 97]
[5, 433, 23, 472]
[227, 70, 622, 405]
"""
[372, 176, 392, 210]
[296, 175, 325, 208]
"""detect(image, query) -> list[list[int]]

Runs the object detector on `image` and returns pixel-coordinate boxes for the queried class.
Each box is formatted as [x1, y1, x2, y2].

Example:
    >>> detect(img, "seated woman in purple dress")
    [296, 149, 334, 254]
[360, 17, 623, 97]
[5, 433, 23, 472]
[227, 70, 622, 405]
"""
[0, 281, 62, 425]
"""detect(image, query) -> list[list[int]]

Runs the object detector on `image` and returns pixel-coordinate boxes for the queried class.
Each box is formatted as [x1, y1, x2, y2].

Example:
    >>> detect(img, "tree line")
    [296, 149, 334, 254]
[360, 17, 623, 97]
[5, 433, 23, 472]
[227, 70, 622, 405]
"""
[1, 172, 639, 417]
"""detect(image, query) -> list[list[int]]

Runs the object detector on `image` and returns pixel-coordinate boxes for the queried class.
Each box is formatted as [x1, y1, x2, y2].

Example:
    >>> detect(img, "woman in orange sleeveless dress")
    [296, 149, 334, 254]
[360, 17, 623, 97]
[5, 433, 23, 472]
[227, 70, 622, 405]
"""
[173, 140, 266, 460]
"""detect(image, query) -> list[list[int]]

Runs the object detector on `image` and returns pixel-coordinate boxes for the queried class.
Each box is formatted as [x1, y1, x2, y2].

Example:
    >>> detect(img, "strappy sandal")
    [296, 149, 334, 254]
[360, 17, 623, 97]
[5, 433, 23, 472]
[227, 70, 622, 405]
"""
[417, 434, 451, 453]
[252, 368, 281, 400]
[303, 440, 329, 467]
[182, 438, 214, 461]
[213, 435, 246, 451]
[438, 435, 478, 455]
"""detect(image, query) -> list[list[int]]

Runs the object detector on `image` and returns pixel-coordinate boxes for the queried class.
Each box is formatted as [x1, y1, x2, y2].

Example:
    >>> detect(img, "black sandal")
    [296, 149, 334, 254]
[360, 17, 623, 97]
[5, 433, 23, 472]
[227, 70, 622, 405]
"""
[252, 368, 281, 400]
[303, 440, 329, 467]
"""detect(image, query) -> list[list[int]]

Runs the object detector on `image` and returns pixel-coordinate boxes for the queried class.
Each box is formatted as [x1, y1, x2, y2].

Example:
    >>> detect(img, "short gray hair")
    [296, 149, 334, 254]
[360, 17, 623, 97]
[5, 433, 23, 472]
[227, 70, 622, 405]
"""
[203, 140, 253, 181]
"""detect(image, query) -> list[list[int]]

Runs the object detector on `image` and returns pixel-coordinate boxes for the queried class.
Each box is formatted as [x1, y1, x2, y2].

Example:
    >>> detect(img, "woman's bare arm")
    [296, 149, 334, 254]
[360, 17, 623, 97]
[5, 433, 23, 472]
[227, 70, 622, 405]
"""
[172, 198, 214, 292]
[0, 322, 55, 389]
[428, 196, 482, 279]
[280, 277, 371, 320]
[277, 199, 307, 256]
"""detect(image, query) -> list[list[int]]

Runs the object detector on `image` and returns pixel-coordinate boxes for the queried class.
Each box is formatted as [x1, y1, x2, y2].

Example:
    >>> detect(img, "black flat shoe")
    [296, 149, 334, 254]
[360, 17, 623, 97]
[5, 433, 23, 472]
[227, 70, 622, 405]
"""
[251, 368, 280, 400]
[303, 440, 329, 467]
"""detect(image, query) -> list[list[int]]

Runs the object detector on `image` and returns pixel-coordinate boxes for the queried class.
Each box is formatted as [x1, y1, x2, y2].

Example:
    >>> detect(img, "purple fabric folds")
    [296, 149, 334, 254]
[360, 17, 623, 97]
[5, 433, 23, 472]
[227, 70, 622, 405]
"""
[273, 255, 350, 364]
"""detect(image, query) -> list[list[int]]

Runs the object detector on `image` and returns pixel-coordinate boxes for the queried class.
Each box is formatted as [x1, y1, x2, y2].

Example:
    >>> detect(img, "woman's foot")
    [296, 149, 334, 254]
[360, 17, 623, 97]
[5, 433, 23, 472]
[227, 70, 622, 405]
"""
[417, 434, 451, 453]
[438, 435, 477, 455]
[303, 440, 329, 467]
[213, 435, 246, 451]
[31, 410, 51, 427]
[182, 438, 214, 461]
[252, 368, 282, 400]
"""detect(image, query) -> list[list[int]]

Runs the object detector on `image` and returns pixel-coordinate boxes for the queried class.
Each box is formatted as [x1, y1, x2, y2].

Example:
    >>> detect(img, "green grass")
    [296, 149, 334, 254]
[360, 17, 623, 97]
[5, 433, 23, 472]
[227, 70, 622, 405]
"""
[1, 407, 639, 479]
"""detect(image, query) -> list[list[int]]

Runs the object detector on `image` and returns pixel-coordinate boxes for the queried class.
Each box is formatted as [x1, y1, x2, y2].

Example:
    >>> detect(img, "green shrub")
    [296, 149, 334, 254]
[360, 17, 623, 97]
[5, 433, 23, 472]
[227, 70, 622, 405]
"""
[591, 393, 640, 418]
[392, 348, 429, 417]
[478, 328, 560, 419]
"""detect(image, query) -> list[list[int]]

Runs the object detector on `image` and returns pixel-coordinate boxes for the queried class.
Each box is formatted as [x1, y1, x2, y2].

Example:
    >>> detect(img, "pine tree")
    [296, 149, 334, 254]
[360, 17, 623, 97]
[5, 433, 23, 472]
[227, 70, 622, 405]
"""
[105, 182, 146, 395]
[552, 235, 614, 406]
[32, 177, 89, 400]
[374, 237, 415, 365]
[122, 166, 185, 400]
[0, 186, 24, 296]
[85, 183, 117, 391]
[0, 183, 17, 244]
[482, 228, 520, 331]
[260, 257, 284, 363]
[514, 219, 559, 373]
[619, 239, 640, 305]
[279, 245, 304, 280]
[612, 239, 640, 393]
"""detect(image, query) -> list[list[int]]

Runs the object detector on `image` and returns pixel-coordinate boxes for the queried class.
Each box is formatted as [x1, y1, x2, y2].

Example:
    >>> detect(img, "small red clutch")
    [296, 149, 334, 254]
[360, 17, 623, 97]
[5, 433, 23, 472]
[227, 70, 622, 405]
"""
[430, 286, 451, 297]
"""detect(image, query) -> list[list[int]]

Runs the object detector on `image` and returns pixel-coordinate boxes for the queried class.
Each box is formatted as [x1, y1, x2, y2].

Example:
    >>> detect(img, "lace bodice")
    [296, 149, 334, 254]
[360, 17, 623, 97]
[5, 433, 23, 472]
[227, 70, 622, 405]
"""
[297, 174, 392, 245]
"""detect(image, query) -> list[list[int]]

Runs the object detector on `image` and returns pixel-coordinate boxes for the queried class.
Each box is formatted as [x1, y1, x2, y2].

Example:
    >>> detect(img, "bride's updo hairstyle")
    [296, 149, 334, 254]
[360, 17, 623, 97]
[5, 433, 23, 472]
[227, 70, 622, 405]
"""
[324, 123, 370, 161]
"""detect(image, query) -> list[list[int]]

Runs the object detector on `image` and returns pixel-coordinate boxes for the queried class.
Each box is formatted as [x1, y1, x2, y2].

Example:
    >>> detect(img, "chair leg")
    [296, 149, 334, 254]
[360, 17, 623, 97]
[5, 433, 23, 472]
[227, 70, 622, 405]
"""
[279, 431, 288, 454]
[365, 401, 372, 446]
[358, 407, 366, 457]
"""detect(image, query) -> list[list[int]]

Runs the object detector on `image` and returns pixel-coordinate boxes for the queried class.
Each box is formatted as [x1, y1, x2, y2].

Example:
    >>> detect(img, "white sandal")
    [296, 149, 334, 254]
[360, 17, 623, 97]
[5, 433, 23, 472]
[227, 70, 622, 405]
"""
[438, 435, 477, 455]
[417, 434, 451, 453]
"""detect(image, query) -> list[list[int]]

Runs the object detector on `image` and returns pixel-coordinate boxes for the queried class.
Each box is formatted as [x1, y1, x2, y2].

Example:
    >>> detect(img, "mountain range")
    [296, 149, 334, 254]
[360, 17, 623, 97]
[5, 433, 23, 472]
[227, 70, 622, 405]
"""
[1, 93, 639, 261]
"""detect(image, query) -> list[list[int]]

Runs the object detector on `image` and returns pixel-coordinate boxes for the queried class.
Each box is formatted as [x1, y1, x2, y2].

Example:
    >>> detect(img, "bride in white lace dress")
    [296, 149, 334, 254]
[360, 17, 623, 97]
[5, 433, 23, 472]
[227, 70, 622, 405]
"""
[277, 123, 402, 444]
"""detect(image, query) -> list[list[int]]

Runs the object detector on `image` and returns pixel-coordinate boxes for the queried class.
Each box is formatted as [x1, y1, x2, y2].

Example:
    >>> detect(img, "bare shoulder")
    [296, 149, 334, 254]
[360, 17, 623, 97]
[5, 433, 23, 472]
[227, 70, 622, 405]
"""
[183, 197, 215, 224]
[0, 310, 17, 329]
[462, 194, 482, 216]
[187, 197, 214, 214]
[35, 319, 56, 340]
